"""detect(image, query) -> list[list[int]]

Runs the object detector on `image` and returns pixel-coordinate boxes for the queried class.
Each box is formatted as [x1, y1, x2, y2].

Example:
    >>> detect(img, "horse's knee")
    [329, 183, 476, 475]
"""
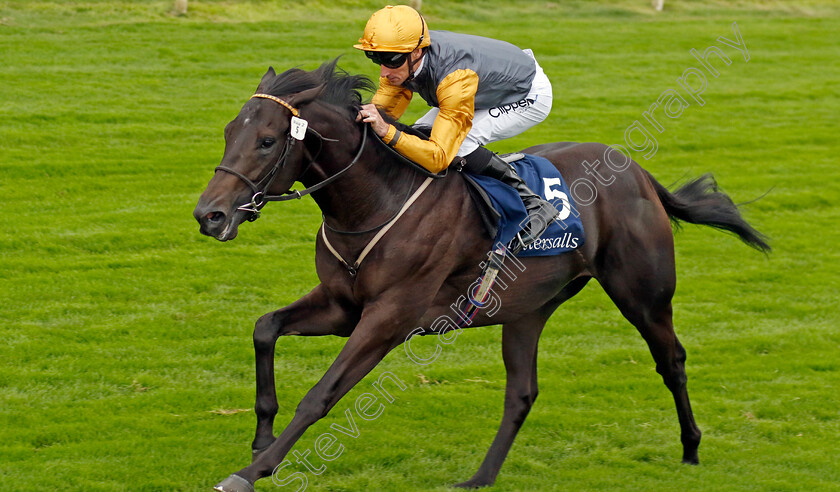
[255, 395, 278, 419]
[254, 312, 283, 350]
[293, 403, 328, 426]
[294, 389, 332, 423]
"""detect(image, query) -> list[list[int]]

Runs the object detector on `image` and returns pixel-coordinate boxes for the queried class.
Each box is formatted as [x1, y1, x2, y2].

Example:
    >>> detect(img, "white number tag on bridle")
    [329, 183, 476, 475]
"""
[290, 116, 308, 141]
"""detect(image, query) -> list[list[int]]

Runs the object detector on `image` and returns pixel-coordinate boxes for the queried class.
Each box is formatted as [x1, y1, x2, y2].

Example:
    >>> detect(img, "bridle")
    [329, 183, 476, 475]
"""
[213, 92, 444, 277]
[214, 93, 368, 222]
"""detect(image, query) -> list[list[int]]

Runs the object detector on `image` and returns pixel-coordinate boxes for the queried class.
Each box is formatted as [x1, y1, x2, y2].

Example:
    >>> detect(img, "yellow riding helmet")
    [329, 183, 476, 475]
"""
[353, 5, 431, 53]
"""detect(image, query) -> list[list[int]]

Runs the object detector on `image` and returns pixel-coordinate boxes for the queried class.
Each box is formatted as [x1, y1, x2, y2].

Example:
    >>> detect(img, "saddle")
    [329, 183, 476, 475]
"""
[461, 153, 586, 257]
[461, 153, 525, 241]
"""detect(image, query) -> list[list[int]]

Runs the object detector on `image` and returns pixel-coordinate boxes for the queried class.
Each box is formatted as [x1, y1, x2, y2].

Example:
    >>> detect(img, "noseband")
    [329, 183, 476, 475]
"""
[214, 93, 367, 221]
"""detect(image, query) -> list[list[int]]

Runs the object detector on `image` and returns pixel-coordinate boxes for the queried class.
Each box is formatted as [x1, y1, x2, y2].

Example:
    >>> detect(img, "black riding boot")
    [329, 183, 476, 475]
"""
[462, 146, 558, 247]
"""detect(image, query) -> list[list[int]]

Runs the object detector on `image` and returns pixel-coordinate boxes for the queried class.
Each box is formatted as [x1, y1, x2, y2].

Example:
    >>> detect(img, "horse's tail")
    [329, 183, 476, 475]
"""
[644, 170, 771, 252]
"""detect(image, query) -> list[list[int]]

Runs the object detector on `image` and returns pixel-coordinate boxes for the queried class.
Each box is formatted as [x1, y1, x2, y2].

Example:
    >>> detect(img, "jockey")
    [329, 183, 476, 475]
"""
[354, 4, 558, 247]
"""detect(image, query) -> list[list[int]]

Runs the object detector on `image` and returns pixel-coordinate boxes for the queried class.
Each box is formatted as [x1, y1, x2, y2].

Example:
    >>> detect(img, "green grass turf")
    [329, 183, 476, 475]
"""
[1, 1, 838, 490]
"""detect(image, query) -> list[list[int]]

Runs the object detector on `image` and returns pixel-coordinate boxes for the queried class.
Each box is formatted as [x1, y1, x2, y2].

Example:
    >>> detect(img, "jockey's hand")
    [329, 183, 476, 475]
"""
[357, 104, 390, 138]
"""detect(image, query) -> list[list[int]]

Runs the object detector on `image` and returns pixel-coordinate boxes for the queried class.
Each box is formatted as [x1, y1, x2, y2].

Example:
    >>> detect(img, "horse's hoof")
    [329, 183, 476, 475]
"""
[214, 474, 255, 492]
[452, 478, 493, 489]
[682, 456, 700, 465]
[682, 446, 700, 465]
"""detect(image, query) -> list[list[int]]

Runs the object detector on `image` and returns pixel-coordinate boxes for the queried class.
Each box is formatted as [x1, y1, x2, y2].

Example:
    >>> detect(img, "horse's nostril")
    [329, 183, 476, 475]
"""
[206, 211, 225, 224]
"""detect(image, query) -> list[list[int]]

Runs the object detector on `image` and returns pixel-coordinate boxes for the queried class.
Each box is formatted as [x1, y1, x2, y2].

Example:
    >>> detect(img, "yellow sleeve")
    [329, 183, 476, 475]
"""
[388, 69, 479, 173]
[371, 77, 413, 119]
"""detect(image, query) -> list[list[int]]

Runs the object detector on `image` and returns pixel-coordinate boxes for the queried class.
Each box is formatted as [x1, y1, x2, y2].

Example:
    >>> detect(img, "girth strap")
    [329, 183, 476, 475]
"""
[320, 176, 434, 276]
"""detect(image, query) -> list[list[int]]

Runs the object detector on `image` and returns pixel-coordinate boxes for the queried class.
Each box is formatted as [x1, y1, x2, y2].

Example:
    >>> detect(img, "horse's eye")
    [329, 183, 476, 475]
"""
[260, 137, 276, 149]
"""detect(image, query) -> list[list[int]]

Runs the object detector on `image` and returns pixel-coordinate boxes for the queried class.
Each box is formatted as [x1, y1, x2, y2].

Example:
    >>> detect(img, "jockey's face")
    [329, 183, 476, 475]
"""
[380, 48, 423, 86]
[380, 61, 408, 85]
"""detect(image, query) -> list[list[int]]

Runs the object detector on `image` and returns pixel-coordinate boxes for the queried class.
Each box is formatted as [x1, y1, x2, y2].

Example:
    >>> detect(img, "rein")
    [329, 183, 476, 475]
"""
[320, 176, 434, 277]
[214, 93, 367, 221]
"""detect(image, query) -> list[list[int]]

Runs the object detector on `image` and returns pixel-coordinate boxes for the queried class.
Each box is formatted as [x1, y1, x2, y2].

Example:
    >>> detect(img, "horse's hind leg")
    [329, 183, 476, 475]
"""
[631, 302, 701, 464]
[597, 244, 702, 464]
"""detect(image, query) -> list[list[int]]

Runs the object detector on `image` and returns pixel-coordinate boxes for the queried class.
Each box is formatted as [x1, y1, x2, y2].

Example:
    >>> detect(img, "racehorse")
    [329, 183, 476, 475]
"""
[193, 59, 770, 491]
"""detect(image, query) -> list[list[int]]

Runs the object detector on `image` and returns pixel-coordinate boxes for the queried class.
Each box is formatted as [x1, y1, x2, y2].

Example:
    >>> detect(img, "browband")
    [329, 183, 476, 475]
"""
[251, 93, 300, 117]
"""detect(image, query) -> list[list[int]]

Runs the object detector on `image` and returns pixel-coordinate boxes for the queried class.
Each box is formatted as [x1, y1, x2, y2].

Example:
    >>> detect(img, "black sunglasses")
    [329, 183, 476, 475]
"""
[365, 51, 409, 69]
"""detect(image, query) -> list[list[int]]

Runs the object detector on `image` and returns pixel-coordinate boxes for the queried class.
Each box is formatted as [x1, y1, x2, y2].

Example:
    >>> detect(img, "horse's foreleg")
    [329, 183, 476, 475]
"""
[454, 315, 545, 488]
[252, 285, 357, 457]
[216, 303, 415, 491]
[454, 276, 589, 488]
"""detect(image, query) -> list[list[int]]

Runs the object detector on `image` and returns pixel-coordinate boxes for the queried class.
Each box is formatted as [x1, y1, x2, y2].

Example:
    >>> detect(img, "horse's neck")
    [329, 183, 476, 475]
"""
[305, 125, 421, 232]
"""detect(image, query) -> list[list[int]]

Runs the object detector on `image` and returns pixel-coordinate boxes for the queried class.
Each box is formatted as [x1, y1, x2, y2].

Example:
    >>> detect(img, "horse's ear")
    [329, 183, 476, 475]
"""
[256, 67, 276, 93]
[289, 84, 325, 107]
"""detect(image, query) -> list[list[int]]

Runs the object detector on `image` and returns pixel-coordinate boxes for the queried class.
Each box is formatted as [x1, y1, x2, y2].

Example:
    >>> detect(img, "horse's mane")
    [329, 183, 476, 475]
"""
[262, 57, 431, 143]
[264, 58, 437, 180]
[263, 57, 376, 118]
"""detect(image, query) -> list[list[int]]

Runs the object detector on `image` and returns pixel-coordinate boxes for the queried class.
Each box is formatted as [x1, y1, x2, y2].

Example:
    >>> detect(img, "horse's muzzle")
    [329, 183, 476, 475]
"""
[194, 205, 234, 241]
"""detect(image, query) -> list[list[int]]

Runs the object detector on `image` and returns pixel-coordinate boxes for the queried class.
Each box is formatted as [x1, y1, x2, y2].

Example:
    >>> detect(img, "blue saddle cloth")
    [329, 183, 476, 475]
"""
[466, 154, 585, 257]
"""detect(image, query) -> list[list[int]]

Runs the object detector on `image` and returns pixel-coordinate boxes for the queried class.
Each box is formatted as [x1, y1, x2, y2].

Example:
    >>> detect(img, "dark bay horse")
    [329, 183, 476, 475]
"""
[193, 60, 769, 491]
